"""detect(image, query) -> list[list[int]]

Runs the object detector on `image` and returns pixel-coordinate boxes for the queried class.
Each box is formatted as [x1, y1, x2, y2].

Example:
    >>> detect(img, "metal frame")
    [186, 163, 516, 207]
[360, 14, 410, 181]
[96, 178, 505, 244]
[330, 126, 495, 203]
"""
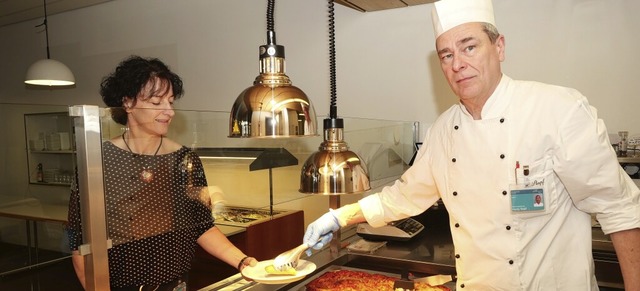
[69, 105, 110, 290]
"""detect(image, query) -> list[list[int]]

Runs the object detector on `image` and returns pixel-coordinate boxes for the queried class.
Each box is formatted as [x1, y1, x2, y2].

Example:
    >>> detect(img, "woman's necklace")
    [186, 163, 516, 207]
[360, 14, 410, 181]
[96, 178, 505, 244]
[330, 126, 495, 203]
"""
[122, 133, 163, 183]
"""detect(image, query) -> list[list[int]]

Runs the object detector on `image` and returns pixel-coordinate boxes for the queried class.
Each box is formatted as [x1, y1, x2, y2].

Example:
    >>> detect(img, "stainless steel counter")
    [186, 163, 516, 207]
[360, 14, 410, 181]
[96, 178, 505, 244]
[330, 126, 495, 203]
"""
[199, 222, 456, 291]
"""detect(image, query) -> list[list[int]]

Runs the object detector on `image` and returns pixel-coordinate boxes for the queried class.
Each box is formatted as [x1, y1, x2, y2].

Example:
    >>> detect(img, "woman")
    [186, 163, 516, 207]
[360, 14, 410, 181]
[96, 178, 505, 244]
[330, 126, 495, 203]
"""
[66, 56, 257, 290]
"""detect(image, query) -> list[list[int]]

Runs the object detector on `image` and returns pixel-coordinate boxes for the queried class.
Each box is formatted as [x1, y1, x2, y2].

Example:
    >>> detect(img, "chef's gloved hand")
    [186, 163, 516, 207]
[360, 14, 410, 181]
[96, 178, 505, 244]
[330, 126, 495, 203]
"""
[303, 211, 341, 256]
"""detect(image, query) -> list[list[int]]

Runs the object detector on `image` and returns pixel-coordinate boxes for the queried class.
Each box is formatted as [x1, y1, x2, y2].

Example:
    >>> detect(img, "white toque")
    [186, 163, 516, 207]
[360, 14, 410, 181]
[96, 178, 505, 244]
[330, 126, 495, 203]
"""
[431, 0, 496, 38]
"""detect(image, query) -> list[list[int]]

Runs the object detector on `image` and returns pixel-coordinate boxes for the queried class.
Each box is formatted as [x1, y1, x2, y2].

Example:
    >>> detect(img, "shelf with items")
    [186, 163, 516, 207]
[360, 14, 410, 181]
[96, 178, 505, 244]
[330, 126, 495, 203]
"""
[24, 112, 76, 186]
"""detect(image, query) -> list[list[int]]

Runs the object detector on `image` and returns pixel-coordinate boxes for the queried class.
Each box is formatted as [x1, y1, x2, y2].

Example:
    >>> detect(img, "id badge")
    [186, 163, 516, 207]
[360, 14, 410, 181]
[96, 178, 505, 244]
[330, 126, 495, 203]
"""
[510, 184, 545, 212]
[173, 281, 187, 291]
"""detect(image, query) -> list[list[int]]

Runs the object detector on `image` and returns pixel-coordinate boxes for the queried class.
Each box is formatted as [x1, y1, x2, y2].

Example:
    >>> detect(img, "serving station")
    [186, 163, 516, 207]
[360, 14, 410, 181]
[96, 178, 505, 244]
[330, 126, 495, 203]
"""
[202, 192, 630, 291]
[199, 206, 455, 291]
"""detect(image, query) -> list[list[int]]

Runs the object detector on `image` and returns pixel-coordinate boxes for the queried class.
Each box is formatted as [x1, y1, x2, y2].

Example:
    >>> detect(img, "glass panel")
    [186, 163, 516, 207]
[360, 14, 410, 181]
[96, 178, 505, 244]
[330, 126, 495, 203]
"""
[0, 103, 73, 274]
[97, 107, 415, 211]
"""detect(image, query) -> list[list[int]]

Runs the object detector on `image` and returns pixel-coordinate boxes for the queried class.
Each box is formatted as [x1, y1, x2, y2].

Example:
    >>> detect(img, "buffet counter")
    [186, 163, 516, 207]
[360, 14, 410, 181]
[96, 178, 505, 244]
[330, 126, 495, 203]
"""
[199, 221, 456, 291]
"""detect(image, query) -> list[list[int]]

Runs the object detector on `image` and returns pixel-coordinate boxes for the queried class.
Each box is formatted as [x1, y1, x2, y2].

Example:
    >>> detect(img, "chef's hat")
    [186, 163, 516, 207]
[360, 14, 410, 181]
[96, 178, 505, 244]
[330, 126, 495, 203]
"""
[431, 0, 496, 38]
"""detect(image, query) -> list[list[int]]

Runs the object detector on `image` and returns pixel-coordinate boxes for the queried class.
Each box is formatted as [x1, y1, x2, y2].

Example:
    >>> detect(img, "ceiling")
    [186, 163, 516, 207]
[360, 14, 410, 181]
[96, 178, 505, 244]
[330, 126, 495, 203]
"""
[0, 0, 437, 28]
[335, 0, 436, 12]
[0, 0, 111, 27]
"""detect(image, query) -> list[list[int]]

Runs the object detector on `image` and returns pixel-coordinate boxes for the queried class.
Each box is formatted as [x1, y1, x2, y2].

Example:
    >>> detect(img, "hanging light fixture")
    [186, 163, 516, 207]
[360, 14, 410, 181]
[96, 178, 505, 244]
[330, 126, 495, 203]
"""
[229, 0, 317, 138]
[24, 0, 75, 86]
[299, 0, 370, 195]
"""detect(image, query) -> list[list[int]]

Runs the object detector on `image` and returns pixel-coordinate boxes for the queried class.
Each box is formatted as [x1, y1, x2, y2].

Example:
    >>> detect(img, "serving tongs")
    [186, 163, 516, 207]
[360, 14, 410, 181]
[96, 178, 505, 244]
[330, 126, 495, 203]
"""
[272, 243, 310, 271]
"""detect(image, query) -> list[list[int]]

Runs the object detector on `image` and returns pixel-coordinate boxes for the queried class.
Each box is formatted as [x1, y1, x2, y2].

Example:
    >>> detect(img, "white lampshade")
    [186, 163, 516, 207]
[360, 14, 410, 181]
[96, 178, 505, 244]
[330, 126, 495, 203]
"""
[25, 58, 75, 86]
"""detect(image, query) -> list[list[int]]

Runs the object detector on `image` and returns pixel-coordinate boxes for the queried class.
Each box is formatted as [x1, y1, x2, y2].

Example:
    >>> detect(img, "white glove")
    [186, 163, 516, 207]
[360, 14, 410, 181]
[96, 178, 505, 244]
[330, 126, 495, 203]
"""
[303, 211, 341, 256]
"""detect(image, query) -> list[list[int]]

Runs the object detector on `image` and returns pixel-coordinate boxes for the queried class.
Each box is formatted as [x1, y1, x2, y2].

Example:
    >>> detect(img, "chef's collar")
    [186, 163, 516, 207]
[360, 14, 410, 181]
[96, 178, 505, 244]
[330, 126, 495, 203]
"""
[480, 74, 510, 119]
[459, 74, 510, 120]
[431, 0, 496, 38]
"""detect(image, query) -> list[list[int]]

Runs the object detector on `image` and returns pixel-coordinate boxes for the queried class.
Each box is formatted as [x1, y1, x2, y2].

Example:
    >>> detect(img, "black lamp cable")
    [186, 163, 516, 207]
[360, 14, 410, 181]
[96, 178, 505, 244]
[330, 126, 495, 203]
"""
[328, 0, 338, 120]
[266, 0, 276, 45]
[324, 0, 343, 130]
[35, 0, 51, 59]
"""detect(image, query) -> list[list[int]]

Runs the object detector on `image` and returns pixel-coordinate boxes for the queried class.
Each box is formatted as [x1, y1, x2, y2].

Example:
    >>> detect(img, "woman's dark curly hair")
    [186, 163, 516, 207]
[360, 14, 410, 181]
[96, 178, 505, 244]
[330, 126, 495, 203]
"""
[100, 56, 184, 125]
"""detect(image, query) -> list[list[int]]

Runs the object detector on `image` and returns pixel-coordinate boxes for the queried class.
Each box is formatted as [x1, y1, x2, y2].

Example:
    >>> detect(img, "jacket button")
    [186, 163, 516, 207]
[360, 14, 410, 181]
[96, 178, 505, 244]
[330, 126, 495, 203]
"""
[454, 125, 459, 130]
[509, 259, 514, 264]
[452, 158, 457, 162]
[455, 254, 460, 259]
[502, 190, 507, 195]
[500, 154, 505, 159]
[500, 118, 505, 123]
[506, 225, 511, 230]
[453, 191, 458, 196]
[460, 284, 465, 288]
[455, 223, 460, 228]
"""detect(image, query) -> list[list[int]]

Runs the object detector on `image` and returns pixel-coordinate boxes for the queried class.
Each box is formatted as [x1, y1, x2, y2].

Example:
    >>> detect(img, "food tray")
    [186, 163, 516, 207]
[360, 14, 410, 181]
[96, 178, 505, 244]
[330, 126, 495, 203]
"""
[280, 264, 456, 290]
[281, 265, 402, 290]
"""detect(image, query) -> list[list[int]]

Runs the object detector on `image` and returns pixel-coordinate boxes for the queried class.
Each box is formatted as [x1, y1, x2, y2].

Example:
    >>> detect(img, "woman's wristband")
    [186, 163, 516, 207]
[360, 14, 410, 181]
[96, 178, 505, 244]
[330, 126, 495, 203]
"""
[237, 256, 250, 271]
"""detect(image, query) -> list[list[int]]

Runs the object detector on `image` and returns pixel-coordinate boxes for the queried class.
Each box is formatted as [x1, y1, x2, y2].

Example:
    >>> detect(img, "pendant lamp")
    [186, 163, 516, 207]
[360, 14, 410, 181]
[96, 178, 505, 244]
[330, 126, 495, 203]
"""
[299, 0, 370, 195]
[229, 0, 317, 138]
[25, 0, 75, 86]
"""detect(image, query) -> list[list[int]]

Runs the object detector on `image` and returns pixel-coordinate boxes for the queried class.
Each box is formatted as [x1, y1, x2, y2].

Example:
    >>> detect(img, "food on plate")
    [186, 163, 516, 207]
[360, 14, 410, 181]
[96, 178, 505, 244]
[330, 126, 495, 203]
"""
[264, 264, 297, 276]
[306, 269, 450, 291]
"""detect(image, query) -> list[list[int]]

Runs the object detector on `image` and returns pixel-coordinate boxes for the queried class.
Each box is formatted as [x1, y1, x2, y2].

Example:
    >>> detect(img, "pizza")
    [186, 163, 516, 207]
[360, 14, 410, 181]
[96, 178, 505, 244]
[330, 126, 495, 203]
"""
[305, 269, 450, 291]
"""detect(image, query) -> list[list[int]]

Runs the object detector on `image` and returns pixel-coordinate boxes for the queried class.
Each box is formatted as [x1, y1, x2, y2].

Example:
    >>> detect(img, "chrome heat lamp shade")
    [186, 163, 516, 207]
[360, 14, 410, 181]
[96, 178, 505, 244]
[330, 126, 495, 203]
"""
[228, 35, 317, 138]
[300, 118, 370, 195]
[228, 0, 317, 138]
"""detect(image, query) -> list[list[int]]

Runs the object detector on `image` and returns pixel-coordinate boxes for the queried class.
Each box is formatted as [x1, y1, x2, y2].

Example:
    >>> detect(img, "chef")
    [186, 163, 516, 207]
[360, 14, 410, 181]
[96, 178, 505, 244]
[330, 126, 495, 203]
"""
[302, 0, 640, 290]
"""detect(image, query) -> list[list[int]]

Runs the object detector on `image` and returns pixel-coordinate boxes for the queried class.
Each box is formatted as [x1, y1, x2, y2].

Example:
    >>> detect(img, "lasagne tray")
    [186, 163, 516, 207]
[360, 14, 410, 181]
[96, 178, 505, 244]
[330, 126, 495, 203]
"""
[282, 265, 402, 290]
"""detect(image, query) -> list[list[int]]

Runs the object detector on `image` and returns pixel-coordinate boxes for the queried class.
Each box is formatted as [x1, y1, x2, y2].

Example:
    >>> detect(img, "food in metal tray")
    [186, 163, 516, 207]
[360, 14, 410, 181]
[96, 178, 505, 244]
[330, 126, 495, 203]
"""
[305, 269, 450, 291]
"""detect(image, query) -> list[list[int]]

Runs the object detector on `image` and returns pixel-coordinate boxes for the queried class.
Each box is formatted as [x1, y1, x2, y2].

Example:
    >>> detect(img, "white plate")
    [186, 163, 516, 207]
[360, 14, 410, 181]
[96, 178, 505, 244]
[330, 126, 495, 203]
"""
[241, 259, 316, 284]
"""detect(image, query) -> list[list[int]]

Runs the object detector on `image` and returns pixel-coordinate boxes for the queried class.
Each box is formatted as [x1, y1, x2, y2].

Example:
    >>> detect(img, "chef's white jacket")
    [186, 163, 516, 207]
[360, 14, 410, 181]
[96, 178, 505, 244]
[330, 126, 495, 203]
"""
[359, 75, 640, 290]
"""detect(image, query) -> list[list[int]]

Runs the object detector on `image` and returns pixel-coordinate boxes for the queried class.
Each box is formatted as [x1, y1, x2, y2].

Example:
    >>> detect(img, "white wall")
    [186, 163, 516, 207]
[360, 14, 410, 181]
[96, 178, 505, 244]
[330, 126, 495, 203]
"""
[1, 0, 639, 140]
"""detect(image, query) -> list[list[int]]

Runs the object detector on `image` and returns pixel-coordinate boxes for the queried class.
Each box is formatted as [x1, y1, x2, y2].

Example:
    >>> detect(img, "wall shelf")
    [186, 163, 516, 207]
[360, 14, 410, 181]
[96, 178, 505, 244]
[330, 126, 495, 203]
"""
[23, 112, 76, 186]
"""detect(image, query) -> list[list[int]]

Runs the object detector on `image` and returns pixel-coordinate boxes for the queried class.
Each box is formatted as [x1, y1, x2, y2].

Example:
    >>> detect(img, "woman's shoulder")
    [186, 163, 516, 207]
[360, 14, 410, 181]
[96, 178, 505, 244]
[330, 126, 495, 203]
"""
[106, 136, 125, 149]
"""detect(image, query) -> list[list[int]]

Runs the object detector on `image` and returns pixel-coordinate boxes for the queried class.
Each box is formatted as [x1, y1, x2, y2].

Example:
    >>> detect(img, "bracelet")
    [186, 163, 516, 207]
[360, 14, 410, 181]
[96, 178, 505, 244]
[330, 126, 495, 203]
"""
[237, 256, 250, 271]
